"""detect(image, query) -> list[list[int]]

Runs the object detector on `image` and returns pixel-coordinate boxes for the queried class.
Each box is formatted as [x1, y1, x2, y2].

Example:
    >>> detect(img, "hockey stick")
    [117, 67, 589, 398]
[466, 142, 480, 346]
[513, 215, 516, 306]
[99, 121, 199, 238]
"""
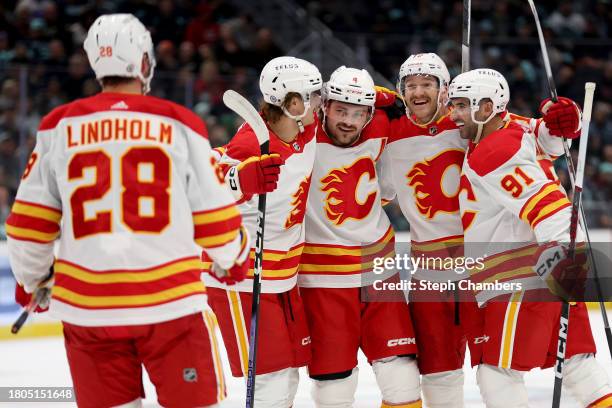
[526, 0, 612, 360]
[222, 90, 269, 408]
[525, 0, 577, 171]
[11, 287, 51, 334]
[526, 0, 578, 181]
[551, 83, 596, 408]
[525, 15, 574, 399]
[568, 83, 596, 258]
[462, 0, 471, 72]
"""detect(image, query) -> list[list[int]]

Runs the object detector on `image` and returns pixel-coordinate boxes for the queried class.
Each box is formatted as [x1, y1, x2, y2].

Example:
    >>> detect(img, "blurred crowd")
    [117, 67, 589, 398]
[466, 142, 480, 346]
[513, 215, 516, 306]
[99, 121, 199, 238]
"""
[0, 0, 610, 238]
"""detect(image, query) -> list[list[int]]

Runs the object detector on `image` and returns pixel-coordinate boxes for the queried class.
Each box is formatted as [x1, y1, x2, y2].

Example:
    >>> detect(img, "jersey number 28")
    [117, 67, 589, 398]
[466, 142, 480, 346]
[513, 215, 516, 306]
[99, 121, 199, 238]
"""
[69, 147, 170, 239]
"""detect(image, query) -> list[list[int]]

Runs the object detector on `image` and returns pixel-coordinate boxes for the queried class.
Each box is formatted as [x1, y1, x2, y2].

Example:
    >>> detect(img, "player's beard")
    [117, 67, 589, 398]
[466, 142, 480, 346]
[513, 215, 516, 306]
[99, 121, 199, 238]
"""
[457, 121, 478, 140]
[329, 122, 361, 147]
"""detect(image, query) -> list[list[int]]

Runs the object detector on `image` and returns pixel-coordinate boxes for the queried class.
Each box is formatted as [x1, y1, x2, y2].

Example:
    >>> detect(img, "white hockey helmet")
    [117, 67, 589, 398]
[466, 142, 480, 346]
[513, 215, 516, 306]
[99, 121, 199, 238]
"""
[259, 56, 322, 107]
[324, 66, 376, 107]
[83, 14, 156, 94]
[397, 53, 450, 125]
[448, 68, 510, 125]
[397, 53, 451, 91]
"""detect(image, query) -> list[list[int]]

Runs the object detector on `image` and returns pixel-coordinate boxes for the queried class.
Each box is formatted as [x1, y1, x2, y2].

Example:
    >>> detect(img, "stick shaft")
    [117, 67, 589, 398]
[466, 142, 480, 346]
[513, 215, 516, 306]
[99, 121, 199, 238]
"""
[527, 0, 558, 101]
[552, 302, 570, 408]
[569, 83, 596, 256]
[462, 0, 471, 72]
[245, 140, 268, 408]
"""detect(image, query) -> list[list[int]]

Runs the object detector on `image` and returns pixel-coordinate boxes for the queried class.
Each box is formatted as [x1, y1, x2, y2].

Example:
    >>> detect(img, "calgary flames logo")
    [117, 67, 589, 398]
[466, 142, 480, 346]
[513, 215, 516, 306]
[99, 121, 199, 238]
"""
[459, 174, 477, 230]
[321, 156, 377, 226]
[285, 175, 311, 229]
[406, 149, 465, 219]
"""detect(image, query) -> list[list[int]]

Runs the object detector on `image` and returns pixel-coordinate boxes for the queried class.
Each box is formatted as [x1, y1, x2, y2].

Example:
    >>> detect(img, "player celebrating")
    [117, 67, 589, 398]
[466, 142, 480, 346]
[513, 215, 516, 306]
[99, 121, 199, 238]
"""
[377, 53, 583, 407]
[450, 68, 612, 408]
[202, 56, 322, 407]
[7, 14, 250, 408]
[299, 66, 421, 408]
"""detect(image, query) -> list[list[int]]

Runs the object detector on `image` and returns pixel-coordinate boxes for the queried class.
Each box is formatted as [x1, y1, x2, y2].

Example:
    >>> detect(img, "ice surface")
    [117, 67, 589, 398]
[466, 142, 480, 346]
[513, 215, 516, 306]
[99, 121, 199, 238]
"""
[1, 310, 611, 407]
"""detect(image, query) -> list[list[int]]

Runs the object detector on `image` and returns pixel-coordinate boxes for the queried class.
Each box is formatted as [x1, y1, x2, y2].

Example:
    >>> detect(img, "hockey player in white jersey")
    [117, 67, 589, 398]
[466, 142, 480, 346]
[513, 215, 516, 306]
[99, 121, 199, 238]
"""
[375, 52, 585, 407]
[7, 14, 251, 408]
[299, 66, 421, 408]
[202, 56, 322, 407]
[450, 68, 612, 408]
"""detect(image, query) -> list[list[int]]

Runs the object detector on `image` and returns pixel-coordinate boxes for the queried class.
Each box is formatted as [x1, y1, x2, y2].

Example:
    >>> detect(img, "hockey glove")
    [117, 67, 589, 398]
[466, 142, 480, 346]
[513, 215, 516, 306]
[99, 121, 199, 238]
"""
[227, 154, 284, 201]
[15, 269, 54, 313]
[375, 86, 405, 120]
[532, 242, 588, 302]
[539, 96, 581, 139]
[208, 226, 251, 285]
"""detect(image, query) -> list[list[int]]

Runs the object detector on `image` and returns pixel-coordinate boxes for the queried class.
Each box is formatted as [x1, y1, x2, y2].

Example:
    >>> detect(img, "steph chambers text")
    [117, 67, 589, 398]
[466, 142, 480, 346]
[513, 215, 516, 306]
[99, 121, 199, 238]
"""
[372, 279, 523, 293]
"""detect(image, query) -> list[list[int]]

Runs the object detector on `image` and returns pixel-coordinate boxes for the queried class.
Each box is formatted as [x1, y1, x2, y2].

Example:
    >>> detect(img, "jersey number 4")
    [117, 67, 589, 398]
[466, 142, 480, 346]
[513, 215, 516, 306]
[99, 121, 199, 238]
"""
[69, 147, 170, 239]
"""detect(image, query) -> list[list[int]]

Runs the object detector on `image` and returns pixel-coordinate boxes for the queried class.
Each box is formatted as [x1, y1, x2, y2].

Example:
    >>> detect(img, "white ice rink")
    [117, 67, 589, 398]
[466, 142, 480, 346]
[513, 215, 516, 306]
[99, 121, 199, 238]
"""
[1, 309, 611, 407]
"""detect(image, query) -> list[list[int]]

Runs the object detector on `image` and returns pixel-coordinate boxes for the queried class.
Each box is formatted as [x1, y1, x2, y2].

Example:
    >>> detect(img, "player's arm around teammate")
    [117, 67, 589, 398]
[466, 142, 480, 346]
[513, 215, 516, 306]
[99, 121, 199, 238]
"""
[374, 53, 588, 408]
[449, 68, 612, 408]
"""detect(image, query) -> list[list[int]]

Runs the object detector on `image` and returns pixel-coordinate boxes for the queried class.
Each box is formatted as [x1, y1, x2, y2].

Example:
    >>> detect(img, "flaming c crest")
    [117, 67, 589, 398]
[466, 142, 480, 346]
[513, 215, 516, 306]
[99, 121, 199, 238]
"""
[321, 156, 377, 226]
[459, 174, 477, 230]
[285, 175, 311, 229]
[406, 149, 465, 219]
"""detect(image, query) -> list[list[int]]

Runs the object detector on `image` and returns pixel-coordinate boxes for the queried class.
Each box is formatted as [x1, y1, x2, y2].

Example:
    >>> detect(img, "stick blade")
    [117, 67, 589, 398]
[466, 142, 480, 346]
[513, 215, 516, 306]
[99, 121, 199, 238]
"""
[223, 90, 269, 146]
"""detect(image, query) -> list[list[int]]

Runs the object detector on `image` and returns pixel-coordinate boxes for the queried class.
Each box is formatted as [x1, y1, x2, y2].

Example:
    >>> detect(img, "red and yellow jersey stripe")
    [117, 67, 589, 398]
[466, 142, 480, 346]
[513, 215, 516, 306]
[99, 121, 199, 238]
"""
[53, 257, 205, 309]
[411, 235, 464, 267]
[5, 200, 62, 243]
[299, 226, 395, 276]
[519, 182, 571, 229]
[193, 203, 242, 248]
[588, 393, 612, 408]
[202, 242, 305, 281]
[468, 244, 539, 293]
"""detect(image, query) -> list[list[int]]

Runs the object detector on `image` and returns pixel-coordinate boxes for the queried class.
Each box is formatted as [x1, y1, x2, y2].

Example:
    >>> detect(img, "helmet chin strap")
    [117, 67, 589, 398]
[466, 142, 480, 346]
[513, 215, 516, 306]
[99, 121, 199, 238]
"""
[474, 123, 485, 143]
[282, 101, 311, 133]
[471, 109, 496, 144]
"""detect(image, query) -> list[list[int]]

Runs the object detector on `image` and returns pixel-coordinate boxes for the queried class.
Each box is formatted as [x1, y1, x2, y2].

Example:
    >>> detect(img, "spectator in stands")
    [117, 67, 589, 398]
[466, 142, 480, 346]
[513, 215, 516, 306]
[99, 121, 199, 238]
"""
[0, 132, 19, 192]
[546, 1, 587, 38]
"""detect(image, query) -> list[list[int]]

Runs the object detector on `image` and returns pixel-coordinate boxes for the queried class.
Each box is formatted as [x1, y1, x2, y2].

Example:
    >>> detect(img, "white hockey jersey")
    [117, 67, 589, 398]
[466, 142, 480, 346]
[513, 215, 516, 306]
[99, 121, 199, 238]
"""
[202, 116, 318, 293]
[379, 111, 567, 282]
[6, 92, 246, 326]
[459, 121, 579, 304]
[299, 110, 396, 288]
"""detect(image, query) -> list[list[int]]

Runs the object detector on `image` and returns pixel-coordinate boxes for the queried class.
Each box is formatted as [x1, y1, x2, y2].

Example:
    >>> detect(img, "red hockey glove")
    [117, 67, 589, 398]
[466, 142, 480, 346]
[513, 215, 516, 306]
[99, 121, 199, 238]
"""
[375, 86, 405, 120]
[208, 227, 251, 285]
[532, 242, 588, 301]
[227, 154, 284, 200]
[15, 272, 54, 313]
[539, 96, 581, 139]
[375, 86, 398, 108]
